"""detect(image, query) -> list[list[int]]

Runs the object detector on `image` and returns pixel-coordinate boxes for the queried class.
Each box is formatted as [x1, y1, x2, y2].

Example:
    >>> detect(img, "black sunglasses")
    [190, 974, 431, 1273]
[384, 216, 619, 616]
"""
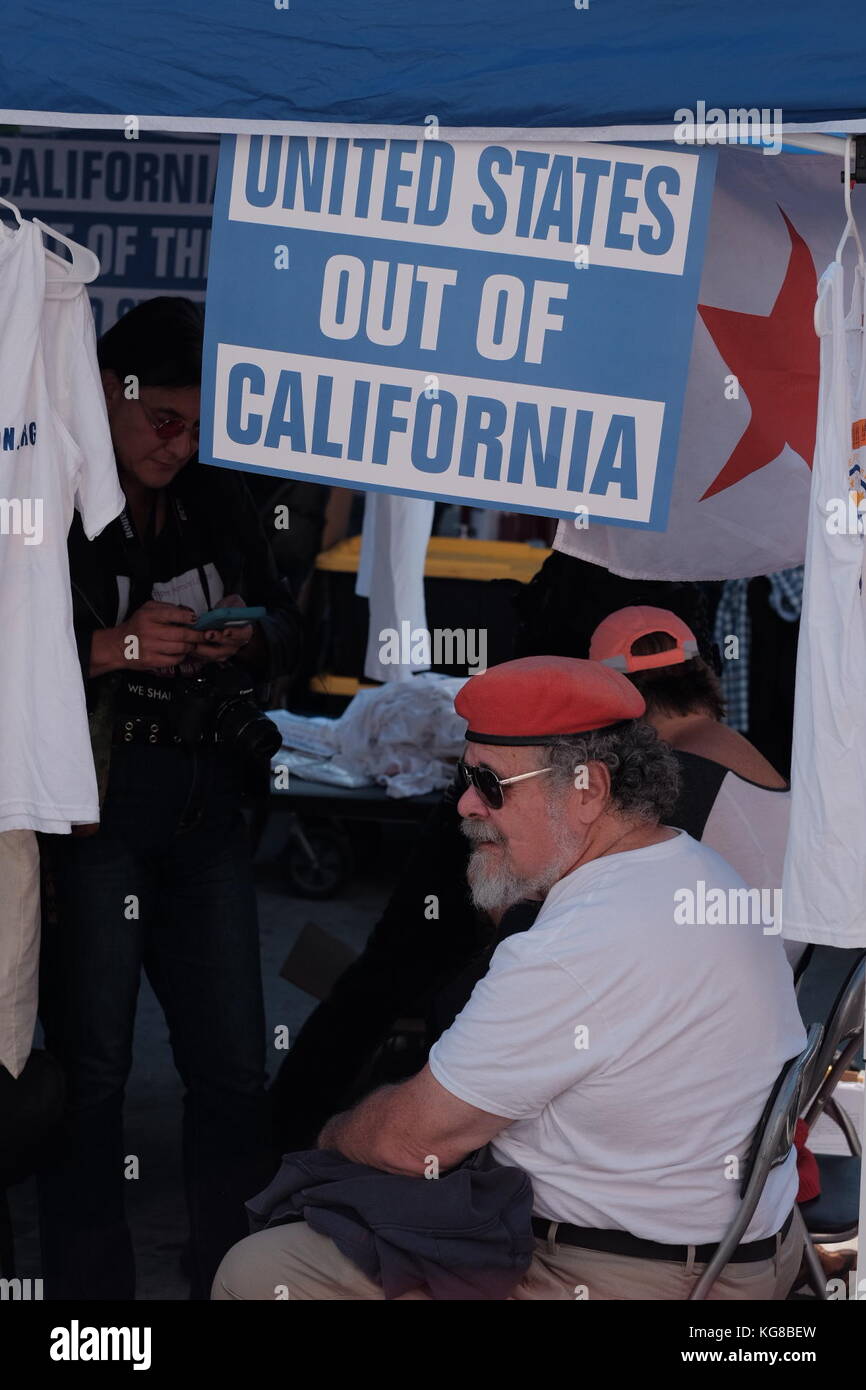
[457, 757, 553, 810]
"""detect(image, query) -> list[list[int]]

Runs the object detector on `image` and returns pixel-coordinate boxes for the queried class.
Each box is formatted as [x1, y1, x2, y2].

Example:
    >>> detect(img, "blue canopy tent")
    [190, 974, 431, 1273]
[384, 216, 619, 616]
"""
[3, 1, 865, 1296]
[2, 0, 866, 136]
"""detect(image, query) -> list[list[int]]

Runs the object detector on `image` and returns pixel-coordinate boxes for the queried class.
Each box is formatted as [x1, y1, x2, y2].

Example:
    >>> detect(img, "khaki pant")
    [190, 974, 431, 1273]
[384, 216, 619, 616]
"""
[212, 1215, 803, 1301]
[0, 829, 40, 1079]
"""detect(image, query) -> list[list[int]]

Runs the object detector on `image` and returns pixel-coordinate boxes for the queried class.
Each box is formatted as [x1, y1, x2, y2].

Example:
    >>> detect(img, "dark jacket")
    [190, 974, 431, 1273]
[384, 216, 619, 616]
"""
[246, 1145, 534, 1300]
[269, 775, 490, 1152]
[67, 462, 302, 795]
[68, 461, 303, 699]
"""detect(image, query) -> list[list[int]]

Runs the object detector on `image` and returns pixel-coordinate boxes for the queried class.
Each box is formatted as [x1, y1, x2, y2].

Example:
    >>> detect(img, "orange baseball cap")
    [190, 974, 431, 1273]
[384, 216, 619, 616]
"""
[454, 655, 644, 745]
[589, 606, 699, 674]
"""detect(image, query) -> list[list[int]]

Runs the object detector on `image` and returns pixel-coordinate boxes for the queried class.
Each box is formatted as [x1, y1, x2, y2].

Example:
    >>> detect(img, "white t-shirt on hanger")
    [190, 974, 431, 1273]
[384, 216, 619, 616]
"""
[0, 219, 123, 833]
[783, 260, 866, 944]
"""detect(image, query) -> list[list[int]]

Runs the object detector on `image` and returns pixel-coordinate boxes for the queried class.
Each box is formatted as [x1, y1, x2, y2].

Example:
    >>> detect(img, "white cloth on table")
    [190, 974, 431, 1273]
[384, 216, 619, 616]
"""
[331, 672, 467, 797]
[268, 674, 468, 796]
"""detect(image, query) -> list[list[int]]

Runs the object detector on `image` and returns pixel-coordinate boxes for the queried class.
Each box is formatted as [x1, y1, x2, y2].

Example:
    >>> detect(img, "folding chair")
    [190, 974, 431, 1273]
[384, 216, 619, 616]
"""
[799, 951, 865, 1115]
[793, 943, 815, 992]
[688, 1024, 823, 1300]
[794, 951, 865, 1299]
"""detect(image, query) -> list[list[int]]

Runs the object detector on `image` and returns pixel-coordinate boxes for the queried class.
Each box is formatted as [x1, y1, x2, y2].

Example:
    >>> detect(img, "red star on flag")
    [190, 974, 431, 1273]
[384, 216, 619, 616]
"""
[698, 209, 819, 500]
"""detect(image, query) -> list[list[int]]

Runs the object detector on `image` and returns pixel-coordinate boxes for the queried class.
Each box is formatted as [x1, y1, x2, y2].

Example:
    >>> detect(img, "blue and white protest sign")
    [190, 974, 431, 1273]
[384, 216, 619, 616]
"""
[0, 128, 216, 334]
[201, 135, 716, 526]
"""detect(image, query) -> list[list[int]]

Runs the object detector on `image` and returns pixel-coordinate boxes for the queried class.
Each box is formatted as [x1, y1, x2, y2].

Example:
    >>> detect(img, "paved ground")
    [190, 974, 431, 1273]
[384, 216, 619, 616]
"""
[6, 810, 861, 1301]
[8, 813, 396, 1301]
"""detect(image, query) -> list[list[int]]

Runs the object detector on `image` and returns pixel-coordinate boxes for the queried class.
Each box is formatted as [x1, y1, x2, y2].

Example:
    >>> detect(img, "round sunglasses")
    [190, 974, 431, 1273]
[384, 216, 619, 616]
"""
[141, 401, 199, 445]
[457, 757, 553, 810]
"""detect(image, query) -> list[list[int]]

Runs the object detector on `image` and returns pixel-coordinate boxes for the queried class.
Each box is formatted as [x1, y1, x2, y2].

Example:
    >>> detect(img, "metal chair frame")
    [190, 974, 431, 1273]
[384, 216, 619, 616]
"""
[793, 952, 865, 1297]
[688, 1024, 824, 1300]
[800, 952, 866, 1124]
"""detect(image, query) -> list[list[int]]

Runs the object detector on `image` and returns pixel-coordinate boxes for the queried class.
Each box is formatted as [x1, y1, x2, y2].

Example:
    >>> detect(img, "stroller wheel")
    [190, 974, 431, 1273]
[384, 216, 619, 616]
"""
[282, 822, 352, 899]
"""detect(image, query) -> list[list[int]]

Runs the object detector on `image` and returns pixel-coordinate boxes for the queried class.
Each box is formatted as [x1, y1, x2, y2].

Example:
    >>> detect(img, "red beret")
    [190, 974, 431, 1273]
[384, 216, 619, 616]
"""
[454, 656, 645, 746]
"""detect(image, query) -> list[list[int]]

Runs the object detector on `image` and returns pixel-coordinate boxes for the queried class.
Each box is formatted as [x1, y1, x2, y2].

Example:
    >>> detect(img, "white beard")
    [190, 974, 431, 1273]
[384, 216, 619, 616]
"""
[462, 815, 576, 913]
[465, 844, 533, 913]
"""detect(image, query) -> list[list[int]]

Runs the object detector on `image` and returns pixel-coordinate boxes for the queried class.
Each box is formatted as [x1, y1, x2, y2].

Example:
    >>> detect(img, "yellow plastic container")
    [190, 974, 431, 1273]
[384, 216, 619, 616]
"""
[315, 534, 551, 584]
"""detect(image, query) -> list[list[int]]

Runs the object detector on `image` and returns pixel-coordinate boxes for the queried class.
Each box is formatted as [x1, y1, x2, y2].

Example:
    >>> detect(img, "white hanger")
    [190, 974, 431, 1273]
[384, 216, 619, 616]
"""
[0, 199, 101, 281]
[33, 217, 101, 284]
[835, 137, 865, 268]
[0, 193, 23, 235]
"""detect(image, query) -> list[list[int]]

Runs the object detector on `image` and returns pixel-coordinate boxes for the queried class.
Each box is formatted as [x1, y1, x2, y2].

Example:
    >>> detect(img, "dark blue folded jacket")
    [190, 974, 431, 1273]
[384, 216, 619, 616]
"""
[246, 1144, 534, 1300]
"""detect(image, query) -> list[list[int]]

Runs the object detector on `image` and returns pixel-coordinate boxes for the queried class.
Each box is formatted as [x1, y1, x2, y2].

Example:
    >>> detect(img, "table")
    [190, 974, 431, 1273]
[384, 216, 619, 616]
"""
[259, 776, 443, 897]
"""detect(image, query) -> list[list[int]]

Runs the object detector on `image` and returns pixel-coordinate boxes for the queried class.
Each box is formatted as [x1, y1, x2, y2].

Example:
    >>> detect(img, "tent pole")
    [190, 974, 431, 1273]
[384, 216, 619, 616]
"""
[780, 133, 848, 156]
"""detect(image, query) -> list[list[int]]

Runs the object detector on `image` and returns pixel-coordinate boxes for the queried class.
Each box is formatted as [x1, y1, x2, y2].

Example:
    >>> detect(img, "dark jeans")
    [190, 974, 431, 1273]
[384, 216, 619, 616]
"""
[0, 1050, 65, 1184]
[37, 745, 271, 1301]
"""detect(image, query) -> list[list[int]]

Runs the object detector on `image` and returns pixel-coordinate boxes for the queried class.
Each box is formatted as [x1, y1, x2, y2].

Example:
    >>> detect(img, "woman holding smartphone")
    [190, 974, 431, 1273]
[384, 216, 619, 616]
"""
[38, 297, 302, 1301]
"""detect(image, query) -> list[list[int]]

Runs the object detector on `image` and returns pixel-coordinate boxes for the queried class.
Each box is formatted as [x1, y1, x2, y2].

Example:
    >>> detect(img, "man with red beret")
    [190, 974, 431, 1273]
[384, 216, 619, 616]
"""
[215, 656, 805, 1300]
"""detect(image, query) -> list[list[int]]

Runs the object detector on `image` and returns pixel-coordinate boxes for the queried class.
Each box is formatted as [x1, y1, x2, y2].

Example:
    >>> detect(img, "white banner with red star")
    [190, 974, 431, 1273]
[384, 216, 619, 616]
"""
[555, 146, 844, 580]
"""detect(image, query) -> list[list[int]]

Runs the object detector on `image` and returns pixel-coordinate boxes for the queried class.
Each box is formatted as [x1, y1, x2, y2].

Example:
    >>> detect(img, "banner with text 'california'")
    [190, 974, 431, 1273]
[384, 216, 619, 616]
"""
[201, 133, 715, 530]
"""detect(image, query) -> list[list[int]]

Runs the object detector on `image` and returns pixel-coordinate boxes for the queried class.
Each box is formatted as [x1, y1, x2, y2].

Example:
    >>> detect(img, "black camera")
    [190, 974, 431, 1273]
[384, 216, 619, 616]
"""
[169, 662, 282, 761]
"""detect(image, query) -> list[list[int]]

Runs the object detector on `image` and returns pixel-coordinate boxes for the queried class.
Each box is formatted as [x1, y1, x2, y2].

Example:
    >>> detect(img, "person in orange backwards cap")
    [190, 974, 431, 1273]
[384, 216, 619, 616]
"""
[590, 607, 831, 1268]
[217, 656, 805, 1302]
[589, 606, 795, 954]
[589, 605, 787, 787]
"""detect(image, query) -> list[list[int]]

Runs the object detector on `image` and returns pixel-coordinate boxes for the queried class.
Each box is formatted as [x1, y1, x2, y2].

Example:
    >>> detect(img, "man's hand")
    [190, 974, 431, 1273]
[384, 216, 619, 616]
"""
[190, 592, 255, 663]
[90, 600, 199, 676]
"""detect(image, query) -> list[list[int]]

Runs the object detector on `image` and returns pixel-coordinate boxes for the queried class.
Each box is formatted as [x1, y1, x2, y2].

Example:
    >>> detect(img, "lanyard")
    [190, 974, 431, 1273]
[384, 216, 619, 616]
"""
[117, 492, 214, 612]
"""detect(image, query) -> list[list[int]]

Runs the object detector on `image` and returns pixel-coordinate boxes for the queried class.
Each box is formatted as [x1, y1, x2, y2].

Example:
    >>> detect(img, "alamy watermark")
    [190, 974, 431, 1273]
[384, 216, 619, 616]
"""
[674, 102, 783, 155]
[674, 881, 782, 934]
[49, 1321, 151, 1370]
[0, 497, 43, 545]
[378, 622, 487, 674]
[1, 1277, 43, 1300]
[825, 494, 866, 536]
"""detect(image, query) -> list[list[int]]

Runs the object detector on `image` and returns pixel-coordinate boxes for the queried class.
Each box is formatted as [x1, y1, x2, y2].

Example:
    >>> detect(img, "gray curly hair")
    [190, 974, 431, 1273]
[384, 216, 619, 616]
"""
[544, 719, 680, 823]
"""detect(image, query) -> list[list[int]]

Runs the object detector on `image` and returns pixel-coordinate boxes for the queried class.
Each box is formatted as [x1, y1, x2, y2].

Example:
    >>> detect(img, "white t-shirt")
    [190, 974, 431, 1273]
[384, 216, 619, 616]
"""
[783, 260, 866, 945]
[357, 492, 435, 683]
[701, 773, 789, 891]
[674, 752, 802, 968]
[703, 777, 805, 970]
[0, 220, 123, 833]
[429, 830, 805, 1244]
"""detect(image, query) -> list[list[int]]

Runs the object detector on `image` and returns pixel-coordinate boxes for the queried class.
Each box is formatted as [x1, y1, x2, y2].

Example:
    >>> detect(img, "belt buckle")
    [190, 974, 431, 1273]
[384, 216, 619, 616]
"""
[545, 1220, 560, 1256]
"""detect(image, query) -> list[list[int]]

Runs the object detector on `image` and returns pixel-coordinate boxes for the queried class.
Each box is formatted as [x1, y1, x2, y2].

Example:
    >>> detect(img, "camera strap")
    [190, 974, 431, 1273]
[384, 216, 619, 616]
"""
[117, 504, 154, 614]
